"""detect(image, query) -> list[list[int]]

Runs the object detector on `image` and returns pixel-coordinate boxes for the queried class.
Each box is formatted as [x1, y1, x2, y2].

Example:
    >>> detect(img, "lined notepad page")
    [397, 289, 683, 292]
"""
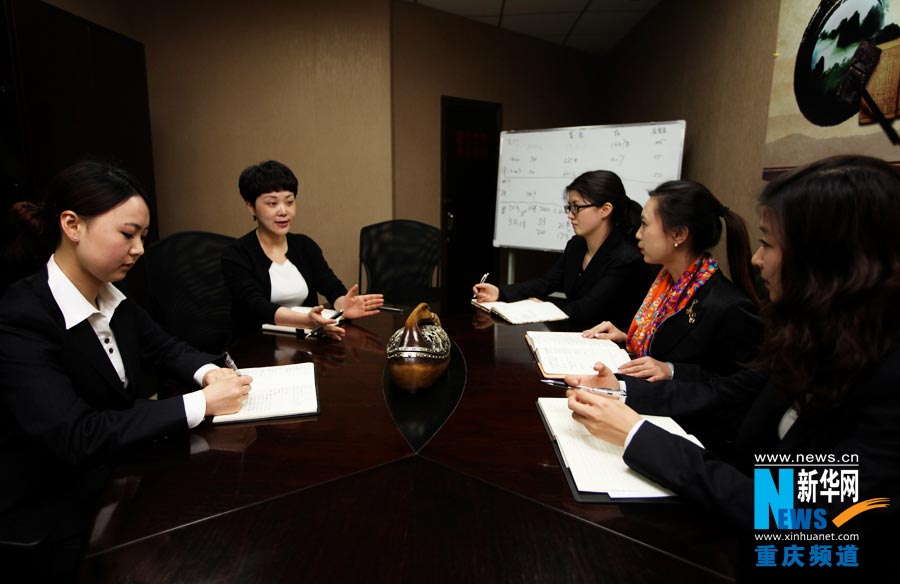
[526, 331, 631, 375]
[472, 299, 568, 324]
[538, 397, 702, 498]
[212, 362, 317, 423]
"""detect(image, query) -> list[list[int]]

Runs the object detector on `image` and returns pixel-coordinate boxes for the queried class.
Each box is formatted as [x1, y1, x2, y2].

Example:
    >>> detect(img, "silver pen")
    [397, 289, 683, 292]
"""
[540, 379, 626, 398]
[473, 272, 490, 299]
[224, 352, 243, 376]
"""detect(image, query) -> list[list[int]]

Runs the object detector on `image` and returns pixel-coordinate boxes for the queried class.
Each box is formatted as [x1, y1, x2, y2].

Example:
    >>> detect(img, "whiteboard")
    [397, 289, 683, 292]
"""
[493, 120, 686, 252]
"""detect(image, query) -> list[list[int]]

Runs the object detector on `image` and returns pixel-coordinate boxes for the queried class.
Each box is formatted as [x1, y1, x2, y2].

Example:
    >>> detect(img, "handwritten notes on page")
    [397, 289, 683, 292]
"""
[212, 362, 318, 424]
[537, 398, 702, 498]
[471, 299, 569, 324]
[525, 331, 630, 377]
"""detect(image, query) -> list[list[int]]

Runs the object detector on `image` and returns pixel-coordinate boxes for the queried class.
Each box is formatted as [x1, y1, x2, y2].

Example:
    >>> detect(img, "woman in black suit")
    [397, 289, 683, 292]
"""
[472, 170, 654, 329]
[0, 161, 252, 580]
[222, 160, 383, 337]
[565, 155, 900, 579]
[583, 180, 761, 382]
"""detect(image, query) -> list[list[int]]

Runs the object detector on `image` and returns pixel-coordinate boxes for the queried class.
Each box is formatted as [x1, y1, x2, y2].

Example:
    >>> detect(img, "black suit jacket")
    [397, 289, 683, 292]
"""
[499, 229, 655, 329]
[222, 230, 348, 334]
[647, 271, 761, 379]
[0, 268, 215, 540]
[622, 355, 900, 542]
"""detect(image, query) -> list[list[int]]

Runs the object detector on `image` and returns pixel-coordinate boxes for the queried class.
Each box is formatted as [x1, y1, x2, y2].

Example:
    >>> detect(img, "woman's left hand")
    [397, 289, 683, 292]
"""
[336, 284, 384, 319]
[616, 356, 673, 382]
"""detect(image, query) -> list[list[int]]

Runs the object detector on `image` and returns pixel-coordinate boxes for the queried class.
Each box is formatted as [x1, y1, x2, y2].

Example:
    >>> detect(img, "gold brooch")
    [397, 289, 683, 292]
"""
[686, 298, 699, 324]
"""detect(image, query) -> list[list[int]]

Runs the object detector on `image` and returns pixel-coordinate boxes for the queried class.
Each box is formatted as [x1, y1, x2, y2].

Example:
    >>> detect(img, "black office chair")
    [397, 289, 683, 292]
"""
[122, 230, 236, 355]
[358, 219, 441, 306]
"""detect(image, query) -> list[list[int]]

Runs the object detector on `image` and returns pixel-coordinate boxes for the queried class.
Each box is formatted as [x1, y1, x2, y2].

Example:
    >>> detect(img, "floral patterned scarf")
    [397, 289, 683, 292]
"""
[626, 255, 719, 357]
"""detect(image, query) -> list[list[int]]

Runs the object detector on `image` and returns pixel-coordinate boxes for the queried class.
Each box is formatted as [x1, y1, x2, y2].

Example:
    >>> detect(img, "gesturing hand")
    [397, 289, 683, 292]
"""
[336, 284, 384, 320]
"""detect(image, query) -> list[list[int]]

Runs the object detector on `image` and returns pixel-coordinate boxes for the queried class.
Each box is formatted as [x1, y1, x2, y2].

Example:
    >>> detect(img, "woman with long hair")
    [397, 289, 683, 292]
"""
[473, 170, 654, 328]
[564, 155, 900, 578]
[583, 179, 761, 382]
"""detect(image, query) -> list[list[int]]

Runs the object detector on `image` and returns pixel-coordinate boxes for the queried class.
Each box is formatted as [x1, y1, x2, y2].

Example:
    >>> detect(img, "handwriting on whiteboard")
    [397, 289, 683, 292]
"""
[493, 121, 685, 252]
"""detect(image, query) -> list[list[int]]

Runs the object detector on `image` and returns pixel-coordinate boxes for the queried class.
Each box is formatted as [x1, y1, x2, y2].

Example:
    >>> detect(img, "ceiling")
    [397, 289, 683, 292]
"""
[401, 0, 662, 55]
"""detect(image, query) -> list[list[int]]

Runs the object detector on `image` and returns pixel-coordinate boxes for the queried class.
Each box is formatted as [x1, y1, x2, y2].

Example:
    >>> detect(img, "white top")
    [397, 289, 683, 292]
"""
[46, 256, 211, 428]
[269, 259, 309, 307]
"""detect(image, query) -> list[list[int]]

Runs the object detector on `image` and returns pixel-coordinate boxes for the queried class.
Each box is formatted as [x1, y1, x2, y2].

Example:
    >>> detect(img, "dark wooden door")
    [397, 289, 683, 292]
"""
[440, 96, 501, 312]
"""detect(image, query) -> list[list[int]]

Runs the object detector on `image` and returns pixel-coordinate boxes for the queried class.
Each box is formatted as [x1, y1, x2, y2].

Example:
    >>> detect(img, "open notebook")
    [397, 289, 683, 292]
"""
[537, 397, 703, 501]
[261, 306, 343, 336]
[212, 362, 319, 424]
[525, 331, 630, 378]
[471, 298, 568, 324]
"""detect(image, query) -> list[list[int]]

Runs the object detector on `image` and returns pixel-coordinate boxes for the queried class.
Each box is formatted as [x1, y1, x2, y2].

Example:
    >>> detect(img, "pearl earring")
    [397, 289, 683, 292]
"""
[73, 236, 79, 243]
[674, 242, 679, 248]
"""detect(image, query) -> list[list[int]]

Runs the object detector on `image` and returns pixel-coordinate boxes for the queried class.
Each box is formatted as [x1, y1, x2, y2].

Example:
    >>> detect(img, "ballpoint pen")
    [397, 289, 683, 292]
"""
[473, 272, 490, 299]
[224, 351, 243, 376]
[540, 379, 626, 398]
[308, 310, 344, 338]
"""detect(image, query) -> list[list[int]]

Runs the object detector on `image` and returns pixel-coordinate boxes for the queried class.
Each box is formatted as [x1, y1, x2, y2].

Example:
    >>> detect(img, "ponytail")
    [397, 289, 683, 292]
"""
[721, 207, 760, 309]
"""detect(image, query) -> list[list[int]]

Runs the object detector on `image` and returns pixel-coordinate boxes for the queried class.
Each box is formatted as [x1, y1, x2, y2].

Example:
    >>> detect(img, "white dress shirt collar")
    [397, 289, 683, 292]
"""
[46, 255, 126, 330]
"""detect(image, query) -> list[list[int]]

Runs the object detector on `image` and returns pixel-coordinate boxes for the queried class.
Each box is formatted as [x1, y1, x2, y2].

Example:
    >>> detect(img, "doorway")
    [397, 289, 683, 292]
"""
[440, 96, 501, 312]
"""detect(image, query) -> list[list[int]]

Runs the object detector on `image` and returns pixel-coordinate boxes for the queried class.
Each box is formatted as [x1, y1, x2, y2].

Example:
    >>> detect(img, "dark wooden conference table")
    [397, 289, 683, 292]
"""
[79, 308, 739, 583]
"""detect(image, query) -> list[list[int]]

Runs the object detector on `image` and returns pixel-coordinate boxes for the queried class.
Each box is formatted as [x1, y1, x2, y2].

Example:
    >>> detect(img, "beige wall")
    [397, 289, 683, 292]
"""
[48, 0, 393, 290]
[390, 1, 603, 226]
[604, 0, 781, 273]
[48, 0, 781, 286]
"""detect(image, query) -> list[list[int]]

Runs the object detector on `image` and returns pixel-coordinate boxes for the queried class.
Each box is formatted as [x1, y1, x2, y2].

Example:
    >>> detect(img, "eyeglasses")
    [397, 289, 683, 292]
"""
[564, 203, 598, 215]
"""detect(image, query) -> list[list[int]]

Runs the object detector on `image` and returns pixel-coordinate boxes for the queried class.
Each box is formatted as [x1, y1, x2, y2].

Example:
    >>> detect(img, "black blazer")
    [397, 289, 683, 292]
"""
[499, 229, 655, 329]
[622, 356, 900, 543]
[647, 271, 761, 379]
[222, 230, 348, 334]
[0, 268, 215, 539]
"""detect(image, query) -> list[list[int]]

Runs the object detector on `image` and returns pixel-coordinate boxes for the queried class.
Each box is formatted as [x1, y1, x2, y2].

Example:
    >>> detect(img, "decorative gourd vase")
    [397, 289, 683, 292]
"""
[386, 303, 451, 393]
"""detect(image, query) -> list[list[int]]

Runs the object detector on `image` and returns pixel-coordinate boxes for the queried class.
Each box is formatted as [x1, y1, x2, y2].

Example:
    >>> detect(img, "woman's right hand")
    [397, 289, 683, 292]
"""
[308, 305, 346, 341]
[582, 321, 626, 344]
[473, 283, 500, 302]
[203, 375, 253, 416]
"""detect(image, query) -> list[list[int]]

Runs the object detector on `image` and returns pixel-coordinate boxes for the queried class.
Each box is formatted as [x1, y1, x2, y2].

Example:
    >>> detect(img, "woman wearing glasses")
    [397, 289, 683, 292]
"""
[222, 160, 384, 339]
[472, 170, 655, 329]
[565, 156, 900, 579]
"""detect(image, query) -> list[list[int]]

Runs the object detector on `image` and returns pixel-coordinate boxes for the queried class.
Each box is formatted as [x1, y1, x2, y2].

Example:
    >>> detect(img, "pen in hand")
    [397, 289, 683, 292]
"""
[473, 272, 490, 299]
[540, 379, 626, 398]
[308, 310, 344, 338]
[224, 352, 243, 376]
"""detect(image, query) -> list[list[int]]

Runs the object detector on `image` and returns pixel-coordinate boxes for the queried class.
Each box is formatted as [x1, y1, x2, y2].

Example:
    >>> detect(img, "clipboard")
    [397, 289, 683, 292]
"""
[536, 400, 679, 504]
